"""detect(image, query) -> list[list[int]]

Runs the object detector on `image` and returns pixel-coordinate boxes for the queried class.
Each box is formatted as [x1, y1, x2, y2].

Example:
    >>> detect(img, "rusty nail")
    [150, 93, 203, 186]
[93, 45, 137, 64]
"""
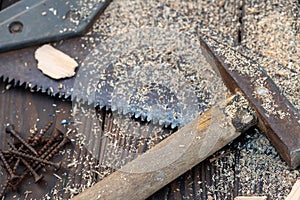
[10, 133, 69, 188]
[30, 121, 53, 147]
[0, 179, 10, 199]
[6, 124, 38, 155]
[37, 129, 63, 156]
[8, 141, 44, 182]
[4, 150, 61, 170]
[12, 157, 20, 173]
[45, 136, 70, 159]
[7, 124, 40, 164]
[21, 158, 44, 182]
[0, 151, 19, 181]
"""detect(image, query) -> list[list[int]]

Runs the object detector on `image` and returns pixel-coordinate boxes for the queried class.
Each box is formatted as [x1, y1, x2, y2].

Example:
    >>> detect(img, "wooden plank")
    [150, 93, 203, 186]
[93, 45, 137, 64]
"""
[286, 180, 300, 200]
[0, 81, 62, 199]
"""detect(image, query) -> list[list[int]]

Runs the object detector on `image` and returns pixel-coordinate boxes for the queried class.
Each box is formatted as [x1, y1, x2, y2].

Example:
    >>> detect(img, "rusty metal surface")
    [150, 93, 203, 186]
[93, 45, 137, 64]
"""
[200, 35, 300, 169]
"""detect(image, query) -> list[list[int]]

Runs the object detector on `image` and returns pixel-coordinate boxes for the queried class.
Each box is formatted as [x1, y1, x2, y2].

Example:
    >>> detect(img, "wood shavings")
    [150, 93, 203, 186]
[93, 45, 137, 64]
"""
[203, 36, 291, 119]
[36, 0, 298, 198]
[53, 173, 62, 180]
[240, 1, 300, 111]
[24, 190, 32, 198]
[34, 44, 78, 80]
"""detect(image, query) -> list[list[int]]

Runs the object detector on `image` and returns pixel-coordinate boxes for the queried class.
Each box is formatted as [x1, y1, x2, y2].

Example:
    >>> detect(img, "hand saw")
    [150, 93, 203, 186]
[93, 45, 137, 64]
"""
[1, 0, 300, 170]
[72, 33, 300, 199]
[0, 0, 111, 98]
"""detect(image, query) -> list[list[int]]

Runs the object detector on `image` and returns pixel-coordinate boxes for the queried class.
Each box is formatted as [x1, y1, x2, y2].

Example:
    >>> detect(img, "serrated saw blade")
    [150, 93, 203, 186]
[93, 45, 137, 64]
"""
[0, 23, 225, 128]
[72, 27, 226, 128]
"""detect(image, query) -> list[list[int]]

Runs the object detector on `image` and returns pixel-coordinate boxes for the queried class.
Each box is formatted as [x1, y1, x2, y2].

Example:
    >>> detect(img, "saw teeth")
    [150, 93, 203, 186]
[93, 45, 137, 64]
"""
[99, 104, 105, 109]
[152, 118, 158, 125]
[14, 80, 20, 87]
[146, 114, 152, 122]
[98, 101, 106, 110]
[164, 119, 171, 127]
[58, 93, 64, 98]
[141, 112, 148, 120]
[134, 111, 141, 118]
[70, 28, 225, 129]
[105, 105, 111, 111]
[36, 86, 42, 92]
[76, 96, 83, 103]
[140, 113, 147, 121]
[87, 98, 93, 105]
[122, 108, 128, 115]
[8, 77, 15, 83]
[111, 105, 117, 112]
[171, 123, 177, 129]
[159, 119, 165, 126]
[41, 86, 47, 93]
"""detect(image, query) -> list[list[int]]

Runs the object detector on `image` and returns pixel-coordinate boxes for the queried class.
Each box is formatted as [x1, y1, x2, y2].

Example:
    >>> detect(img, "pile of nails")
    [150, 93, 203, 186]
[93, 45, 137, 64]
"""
[0, 122, 70, 198]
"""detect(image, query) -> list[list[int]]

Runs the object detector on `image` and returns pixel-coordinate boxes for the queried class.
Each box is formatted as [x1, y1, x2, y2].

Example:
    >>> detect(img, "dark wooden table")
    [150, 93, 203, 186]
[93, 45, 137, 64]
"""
[0, 79, 254, 199]
[0, 0, 298, 199]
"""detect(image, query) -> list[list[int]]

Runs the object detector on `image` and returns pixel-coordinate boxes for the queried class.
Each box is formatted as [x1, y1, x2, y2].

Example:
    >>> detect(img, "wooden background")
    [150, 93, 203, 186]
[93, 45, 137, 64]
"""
[0, 0, 299, 199]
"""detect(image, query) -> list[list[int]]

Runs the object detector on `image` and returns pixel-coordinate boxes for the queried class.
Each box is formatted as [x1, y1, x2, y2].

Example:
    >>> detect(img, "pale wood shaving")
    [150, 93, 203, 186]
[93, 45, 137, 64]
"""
[286, 179, 300, 200]
[35, 44, 78, 79]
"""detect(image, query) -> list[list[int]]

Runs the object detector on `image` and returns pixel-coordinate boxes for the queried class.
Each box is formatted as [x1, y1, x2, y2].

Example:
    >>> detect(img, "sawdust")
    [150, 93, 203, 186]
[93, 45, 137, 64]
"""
[86, 0, 300, 112]
[75, 0, 228, 128]
[242, 1, 299, 67]
[208, 129, 300, 199]
[64, 0, 299, 199]
[79, 28, 227, 127]
[239, 1, 299, 111]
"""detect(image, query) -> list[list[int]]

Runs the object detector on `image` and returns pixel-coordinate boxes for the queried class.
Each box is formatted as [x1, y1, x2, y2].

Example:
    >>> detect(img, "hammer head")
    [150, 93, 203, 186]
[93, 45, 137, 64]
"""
[200, 34, 300, 169]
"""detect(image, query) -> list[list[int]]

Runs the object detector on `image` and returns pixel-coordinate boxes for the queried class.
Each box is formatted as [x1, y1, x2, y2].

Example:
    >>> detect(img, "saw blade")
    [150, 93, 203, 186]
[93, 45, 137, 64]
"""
[72, 27, 226, 128]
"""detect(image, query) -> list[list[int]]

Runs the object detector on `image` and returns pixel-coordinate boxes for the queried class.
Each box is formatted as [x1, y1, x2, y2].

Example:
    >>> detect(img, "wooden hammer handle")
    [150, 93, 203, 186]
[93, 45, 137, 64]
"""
[73, 94, 255, 200]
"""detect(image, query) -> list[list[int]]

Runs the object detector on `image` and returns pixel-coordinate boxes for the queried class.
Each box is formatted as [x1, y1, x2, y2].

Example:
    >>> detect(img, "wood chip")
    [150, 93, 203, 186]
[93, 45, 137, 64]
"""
[286, 179, 300, 200]
[35, 44, 78, 79]
[234, 196, 267, 200]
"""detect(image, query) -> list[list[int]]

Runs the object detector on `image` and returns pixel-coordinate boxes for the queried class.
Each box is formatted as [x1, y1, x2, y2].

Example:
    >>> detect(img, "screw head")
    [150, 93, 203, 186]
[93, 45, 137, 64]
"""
[8, 21, 23, 34]
[5, 124, 14, 133]
[34, 174, 44, 183]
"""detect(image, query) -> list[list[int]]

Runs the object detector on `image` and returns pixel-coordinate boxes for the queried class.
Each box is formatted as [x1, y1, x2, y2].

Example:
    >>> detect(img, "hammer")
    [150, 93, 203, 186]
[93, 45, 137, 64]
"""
[72, 35, 300, 200]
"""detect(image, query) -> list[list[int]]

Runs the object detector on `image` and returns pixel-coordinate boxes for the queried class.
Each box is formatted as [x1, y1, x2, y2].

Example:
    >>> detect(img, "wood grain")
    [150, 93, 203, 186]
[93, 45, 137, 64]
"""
[35, 44, 78, 80]
[72, 94, 255, 200]
[286, 180, 300, 200]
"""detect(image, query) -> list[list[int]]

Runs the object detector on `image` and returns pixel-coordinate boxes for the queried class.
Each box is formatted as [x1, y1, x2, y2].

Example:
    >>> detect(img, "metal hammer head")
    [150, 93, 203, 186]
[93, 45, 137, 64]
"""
[199, 34, 300, 169]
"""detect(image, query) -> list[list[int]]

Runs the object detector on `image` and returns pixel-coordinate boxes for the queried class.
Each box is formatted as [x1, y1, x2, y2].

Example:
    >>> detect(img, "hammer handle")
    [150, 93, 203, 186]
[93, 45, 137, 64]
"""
[73, 94, 255, 200]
